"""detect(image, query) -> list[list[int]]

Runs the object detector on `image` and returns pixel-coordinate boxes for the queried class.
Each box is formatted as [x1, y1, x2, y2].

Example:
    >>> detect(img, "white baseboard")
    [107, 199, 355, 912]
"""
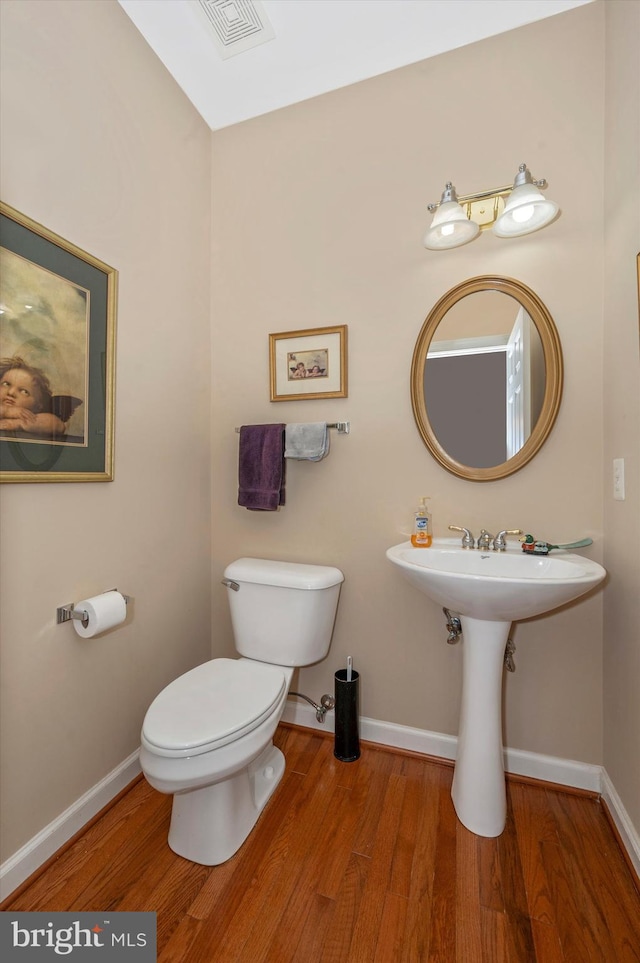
[282, 699, 602, 791]
[601, 769, 640, 879]
[0, 751, 141, 902]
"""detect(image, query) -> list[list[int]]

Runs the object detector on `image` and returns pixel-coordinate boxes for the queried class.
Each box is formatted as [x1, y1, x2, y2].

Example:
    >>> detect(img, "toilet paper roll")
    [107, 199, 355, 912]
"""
[73, 591, 127, 638]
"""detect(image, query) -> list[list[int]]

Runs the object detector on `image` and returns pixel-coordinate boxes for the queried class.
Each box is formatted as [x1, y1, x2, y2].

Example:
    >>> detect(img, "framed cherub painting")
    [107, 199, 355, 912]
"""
[0, 202, 117, 482]
[269, 325, 348, 402]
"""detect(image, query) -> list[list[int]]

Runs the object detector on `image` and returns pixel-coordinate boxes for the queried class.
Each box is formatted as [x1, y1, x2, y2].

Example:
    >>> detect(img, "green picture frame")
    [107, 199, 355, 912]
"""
[0, 202, 117, 482]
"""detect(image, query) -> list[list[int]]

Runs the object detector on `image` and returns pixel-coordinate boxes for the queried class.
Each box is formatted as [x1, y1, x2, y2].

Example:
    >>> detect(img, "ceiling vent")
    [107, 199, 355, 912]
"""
[191, 0, 275, 60]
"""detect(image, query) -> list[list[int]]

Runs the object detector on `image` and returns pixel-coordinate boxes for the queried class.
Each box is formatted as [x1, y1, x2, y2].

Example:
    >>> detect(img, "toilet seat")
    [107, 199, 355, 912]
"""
[142, 658, 287, 758]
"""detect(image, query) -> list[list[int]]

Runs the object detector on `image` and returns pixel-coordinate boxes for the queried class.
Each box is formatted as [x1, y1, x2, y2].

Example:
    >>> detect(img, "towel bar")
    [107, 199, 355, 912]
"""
[235, 422, 350, 434]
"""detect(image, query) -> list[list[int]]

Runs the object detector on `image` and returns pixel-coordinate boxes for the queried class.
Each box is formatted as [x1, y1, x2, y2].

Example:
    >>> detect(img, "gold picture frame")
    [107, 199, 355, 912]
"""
[269, 325, 348, 402]
[0, 202, 117, 482]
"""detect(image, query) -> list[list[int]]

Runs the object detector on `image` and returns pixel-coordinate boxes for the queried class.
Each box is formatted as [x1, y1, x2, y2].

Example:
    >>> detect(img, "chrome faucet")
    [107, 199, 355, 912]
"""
[448, 525, 475, 549]
[477, 528, 523, 551]
[494, 528, 523, 551]
[477, 529, 494, 550]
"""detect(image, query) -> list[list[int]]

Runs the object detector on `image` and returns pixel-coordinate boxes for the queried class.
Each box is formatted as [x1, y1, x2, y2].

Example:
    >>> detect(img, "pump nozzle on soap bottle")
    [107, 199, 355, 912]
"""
[411, 496, 432, 548]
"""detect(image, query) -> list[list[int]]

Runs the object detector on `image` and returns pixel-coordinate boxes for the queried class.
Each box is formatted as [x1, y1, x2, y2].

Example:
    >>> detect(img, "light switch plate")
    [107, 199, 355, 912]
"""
[613, 458, 625, 501]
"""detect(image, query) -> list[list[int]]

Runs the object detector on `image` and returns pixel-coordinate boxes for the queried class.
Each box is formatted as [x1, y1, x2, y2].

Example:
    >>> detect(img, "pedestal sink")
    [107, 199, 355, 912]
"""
[386, 538, 606, 837]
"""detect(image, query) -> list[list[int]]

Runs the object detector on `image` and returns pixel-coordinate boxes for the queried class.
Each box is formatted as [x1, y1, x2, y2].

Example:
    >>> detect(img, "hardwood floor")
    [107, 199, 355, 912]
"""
[3, 724, 639, 961]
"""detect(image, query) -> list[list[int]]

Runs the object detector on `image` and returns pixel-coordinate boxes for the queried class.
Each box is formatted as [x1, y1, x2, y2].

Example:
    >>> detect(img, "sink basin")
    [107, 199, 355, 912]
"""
[386, 538, 606, 838]
[386, 539, 606, 622]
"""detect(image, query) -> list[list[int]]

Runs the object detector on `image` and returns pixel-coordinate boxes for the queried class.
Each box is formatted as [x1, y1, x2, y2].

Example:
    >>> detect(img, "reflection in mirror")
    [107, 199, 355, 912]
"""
[411, 277, 563, 481]
[424, 292, 545, 467]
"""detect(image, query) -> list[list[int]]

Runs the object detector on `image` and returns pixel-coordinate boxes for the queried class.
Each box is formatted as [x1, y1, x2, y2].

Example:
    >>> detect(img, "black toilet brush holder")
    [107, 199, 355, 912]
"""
[334, 666, 360, 762]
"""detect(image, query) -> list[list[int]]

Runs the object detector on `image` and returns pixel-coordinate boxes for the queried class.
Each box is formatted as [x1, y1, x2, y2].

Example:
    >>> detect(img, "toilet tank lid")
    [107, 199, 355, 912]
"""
[224, 557, 344, 590]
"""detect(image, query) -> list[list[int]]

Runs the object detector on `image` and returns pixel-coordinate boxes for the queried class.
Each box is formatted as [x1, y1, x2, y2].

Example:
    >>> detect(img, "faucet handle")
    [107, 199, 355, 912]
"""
[494, 528, 523, 551]
[449, 525, 475, 549]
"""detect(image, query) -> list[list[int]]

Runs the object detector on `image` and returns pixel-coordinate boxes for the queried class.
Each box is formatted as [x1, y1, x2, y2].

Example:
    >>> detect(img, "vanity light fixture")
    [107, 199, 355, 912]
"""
[422, 182, 481, 251]
[423, 164, 559, 251]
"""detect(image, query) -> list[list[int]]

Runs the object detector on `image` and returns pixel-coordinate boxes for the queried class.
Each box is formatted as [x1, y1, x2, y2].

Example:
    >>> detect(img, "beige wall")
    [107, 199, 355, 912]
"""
[1, 0, 638, 873]
[0, 0, 212, 860]
[211, 0, 607, 768]
[603, 0, 640, 832]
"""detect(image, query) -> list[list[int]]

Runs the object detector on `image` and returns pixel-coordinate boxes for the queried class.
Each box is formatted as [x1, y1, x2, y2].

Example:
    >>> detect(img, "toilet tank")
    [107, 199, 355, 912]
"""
[223, 558, 344, 667]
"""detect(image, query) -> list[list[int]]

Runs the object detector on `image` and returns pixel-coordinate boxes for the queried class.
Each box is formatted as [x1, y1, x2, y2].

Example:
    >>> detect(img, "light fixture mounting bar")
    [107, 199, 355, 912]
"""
[427, 175, 549, 213]
[457, 184, 512, 204]
[428, 183, 511, 213]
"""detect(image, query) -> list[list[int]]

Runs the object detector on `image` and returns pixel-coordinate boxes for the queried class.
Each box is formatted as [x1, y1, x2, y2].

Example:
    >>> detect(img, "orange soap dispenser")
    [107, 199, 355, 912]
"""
[411, 497, 432, 548]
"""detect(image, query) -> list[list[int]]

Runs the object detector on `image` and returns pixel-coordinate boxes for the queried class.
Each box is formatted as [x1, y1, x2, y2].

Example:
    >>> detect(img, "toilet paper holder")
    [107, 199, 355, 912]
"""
[56, 590, 130, 626]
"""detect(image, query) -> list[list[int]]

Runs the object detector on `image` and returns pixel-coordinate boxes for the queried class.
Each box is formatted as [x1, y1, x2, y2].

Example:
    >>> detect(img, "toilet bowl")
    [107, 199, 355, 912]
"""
[140, 557, 343, 865]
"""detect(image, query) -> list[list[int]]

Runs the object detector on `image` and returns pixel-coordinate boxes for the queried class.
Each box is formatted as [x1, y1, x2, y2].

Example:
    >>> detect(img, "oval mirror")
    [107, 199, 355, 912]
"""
[411, 276, 563, 481]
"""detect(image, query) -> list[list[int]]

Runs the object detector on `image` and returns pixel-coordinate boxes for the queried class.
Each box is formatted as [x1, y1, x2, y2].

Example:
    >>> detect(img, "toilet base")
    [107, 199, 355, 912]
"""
[167, 742, 285, 865]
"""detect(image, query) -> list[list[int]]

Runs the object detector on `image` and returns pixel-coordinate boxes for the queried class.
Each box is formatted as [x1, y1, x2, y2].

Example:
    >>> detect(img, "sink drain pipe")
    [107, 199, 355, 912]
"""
[443, 607, 462, 644]
[443, 607, 516, 670]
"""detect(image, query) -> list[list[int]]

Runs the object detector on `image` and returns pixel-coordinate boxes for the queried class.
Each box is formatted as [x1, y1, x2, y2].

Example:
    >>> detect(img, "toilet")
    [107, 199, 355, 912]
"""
[139, 557, 344, 865]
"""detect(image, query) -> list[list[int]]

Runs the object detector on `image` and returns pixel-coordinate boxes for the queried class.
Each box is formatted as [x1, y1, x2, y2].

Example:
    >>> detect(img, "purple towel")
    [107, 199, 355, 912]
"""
[238, 424, 286, 511]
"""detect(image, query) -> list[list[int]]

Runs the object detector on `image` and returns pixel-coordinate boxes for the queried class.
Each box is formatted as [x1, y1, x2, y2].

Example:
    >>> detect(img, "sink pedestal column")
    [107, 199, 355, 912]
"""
[451, 617, 512, 837]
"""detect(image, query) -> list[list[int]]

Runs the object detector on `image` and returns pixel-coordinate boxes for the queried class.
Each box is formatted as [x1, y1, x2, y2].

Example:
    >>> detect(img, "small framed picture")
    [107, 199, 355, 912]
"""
[269, 325, 348, 402]
[0, 202, 117, 483]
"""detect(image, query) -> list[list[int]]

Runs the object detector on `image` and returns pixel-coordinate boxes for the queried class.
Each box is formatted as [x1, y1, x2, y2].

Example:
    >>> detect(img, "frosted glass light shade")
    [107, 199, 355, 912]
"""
[493, 184, 559, 238]
[423, 201, 480, 250]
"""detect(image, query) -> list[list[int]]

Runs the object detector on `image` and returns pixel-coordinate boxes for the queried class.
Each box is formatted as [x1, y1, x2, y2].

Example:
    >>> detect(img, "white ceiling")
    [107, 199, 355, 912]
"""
[118, 0, 593, 131]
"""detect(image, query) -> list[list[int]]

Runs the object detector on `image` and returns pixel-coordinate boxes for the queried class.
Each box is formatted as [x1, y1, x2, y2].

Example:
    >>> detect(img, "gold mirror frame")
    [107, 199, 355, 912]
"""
[411, 276, 563, 481]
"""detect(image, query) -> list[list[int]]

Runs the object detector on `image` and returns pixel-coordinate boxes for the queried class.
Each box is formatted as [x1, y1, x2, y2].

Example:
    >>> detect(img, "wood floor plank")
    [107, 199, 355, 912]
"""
[551, 789, 640, 939]
[455, 822, 484, 963]
[288, 893, 337, 963]
[157, 915, 205, 963]
[530, 918, 565, 963]
[5, 778, 168, 911]
[424, 766, 458, 962]
[479, 906, 509, 963]
[274, 725, 323, 775]
[477, 834, 503, 913]
[239, 788, 352, 960]
[509, 780, 558, 926]
[540, 836, 609, 961]
[545, 791, 640, 961]
[372, 892, 409, 963]
[350, 748, 401, 857]
[399, 893, 434, 963]
[320, 851, 371, 963]
[315, 783, 367, 900]
[497, 800, 537, 962]
[402, 758, 444, 902]
[344, 771, 407, 963]
[398, 763, 448, 962]
[389, 756, 428, 899]
[75, 817, 211, 954]
[3, 724, 639, 963]
[216, 740, 348, 963]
